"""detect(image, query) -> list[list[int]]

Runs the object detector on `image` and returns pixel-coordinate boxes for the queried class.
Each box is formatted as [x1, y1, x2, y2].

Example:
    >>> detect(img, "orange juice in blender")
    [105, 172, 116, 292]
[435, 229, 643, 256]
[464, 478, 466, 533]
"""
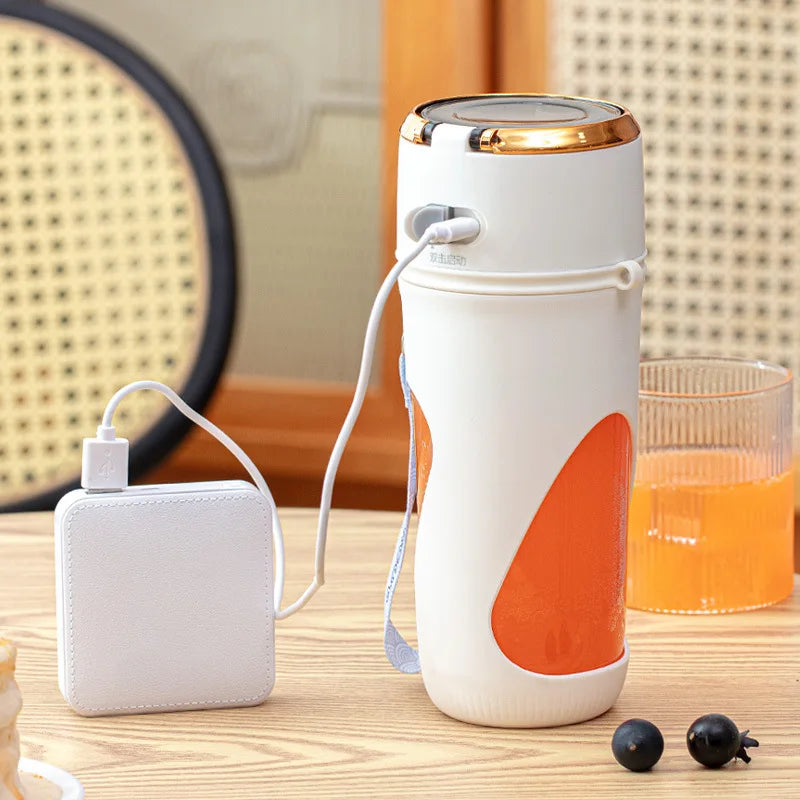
[628, 358, 794, 614]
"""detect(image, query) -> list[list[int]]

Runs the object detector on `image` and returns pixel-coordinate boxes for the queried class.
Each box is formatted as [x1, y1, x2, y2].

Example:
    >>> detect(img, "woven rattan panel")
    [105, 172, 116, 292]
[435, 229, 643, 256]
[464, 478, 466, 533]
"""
[552, 0, 800, 435]
[0, 17, 209, 503]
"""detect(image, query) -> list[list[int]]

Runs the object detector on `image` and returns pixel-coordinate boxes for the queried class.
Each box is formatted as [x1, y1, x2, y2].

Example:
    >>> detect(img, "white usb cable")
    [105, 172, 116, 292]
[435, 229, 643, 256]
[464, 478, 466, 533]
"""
[81, 216, 481, 619]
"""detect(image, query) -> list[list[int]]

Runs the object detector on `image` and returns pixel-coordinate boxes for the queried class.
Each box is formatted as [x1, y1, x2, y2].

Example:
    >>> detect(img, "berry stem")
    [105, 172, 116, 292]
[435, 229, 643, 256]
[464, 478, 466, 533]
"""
[736, 730, 759, 763]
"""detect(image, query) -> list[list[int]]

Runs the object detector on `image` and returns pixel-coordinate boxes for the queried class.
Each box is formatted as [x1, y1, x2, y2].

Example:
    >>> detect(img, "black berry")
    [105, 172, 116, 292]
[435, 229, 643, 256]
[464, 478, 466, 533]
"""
[686, 713, 759, 768]
[612, 719, 664, 772]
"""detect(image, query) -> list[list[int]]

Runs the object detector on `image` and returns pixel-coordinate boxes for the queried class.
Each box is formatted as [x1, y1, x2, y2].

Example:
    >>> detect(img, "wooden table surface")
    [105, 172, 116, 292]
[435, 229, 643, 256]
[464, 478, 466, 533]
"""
[0, 510, 798, 799]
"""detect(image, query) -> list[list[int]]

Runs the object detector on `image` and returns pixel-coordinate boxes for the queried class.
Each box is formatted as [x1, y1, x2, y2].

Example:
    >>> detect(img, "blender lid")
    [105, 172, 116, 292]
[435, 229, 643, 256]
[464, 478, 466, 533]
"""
[400, 94, 640, 154]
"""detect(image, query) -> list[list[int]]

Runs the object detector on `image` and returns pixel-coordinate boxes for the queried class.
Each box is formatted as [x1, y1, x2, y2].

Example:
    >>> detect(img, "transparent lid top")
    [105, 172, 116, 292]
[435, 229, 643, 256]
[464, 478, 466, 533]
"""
[400, 94, 639, 154]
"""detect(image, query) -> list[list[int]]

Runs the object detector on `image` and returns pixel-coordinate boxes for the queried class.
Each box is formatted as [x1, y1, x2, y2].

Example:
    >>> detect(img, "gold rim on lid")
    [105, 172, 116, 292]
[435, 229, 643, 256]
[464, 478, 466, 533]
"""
[400, 93, 640, 154]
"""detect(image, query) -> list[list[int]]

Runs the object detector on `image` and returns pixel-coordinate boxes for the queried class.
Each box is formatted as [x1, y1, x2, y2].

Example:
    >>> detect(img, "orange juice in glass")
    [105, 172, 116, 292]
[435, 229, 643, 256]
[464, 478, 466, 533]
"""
[627, 357, 794, 614]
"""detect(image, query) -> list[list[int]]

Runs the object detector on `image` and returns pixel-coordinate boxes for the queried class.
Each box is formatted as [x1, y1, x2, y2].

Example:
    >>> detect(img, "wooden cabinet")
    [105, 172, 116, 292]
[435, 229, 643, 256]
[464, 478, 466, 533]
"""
[147, 1, 547, 509]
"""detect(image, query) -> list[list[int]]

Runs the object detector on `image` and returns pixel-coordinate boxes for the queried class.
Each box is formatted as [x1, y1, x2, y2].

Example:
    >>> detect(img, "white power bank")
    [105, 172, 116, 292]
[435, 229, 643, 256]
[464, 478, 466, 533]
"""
[54, 480, 274, 717]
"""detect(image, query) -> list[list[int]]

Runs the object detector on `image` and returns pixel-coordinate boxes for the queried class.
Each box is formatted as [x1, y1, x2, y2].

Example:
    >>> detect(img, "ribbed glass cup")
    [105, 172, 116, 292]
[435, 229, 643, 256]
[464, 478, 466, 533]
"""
[627, 357, 794, 613]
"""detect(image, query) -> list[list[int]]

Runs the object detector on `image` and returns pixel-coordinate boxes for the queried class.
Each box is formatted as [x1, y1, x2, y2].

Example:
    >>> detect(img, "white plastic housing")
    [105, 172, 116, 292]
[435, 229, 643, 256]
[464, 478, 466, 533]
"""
[396, 110, 645, 727]
[81, 433, 129, 491]
[397, 124, 645, 273]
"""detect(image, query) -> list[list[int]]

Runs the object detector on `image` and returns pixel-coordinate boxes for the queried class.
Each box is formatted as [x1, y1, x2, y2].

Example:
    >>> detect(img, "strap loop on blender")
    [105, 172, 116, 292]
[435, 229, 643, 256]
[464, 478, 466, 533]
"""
[383, 352, 422, 674]
[399, 253, 648, 296]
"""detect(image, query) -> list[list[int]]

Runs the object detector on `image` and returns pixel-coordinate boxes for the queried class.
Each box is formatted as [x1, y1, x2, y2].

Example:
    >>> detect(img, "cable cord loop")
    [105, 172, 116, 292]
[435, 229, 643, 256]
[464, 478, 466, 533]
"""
[96, 218, 480, 619]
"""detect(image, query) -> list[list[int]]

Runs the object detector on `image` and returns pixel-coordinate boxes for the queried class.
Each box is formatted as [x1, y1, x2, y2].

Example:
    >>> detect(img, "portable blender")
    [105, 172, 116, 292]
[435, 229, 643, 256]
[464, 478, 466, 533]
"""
[386, 95, 646, 727]
[58, 93, 646, 732]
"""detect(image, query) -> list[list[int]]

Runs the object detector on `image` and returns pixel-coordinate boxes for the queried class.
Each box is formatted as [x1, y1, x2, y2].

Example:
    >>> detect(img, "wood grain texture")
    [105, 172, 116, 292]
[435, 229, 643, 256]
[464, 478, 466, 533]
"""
[0, 510, 798, 799]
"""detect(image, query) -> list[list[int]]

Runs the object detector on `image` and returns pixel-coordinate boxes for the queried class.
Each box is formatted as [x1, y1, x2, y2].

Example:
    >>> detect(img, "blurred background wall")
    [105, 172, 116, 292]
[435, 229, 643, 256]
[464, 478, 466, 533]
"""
[3, 0, 798, 537]
[65, 0, 383, 383]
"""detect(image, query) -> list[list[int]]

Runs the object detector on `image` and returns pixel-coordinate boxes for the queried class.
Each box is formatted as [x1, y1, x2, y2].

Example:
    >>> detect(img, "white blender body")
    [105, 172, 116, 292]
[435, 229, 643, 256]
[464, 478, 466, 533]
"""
[396, 95, 645, 727]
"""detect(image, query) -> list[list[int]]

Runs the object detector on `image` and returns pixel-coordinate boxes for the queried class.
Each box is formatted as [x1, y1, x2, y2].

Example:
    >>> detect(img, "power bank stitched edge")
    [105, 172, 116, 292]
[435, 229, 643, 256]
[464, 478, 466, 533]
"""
[64, 492, 273, 712]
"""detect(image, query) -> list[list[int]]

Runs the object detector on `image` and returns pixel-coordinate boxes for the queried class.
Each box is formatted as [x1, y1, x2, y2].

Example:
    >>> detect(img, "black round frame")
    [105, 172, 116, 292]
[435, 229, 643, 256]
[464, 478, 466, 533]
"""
[0, 0, 238, 511]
